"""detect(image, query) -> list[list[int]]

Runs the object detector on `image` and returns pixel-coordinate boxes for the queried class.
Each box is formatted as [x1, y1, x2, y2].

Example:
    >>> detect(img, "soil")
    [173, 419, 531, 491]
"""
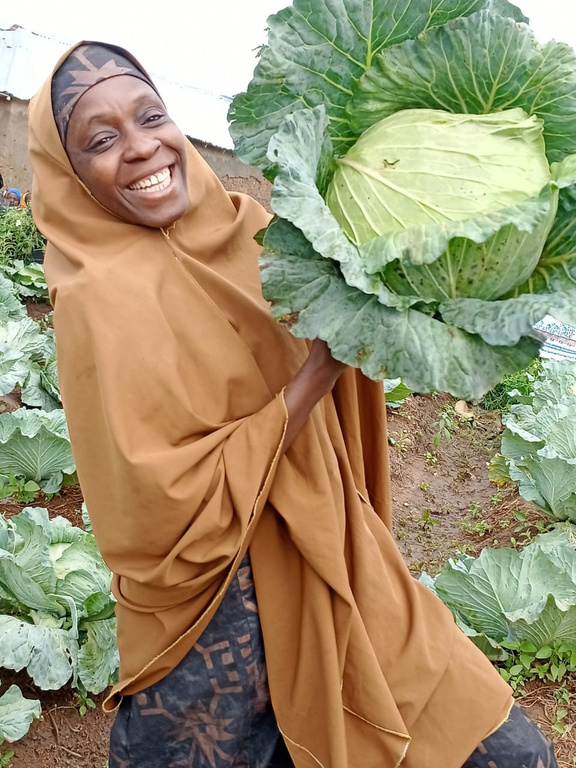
[2, 391, 575, 765]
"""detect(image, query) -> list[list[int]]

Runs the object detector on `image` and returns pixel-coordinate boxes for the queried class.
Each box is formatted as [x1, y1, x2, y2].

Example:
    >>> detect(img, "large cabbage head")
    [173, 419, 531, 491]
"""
[229, 0, 576, 400]
[326, 108, 556, 300]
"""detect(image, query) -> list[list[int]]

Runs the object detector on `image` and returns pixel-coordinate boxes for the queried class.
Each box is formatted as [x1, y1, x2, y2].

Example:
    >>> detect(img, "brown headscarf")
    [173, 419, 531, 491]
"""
[29, 42, 512, 768]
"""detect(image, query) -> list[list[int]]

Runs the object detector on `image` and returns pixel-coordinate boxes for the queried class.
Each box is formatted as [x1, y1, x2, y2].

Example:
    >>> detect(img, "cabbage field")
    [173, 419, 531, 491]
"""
[0, 251, 118, 756]
[4, 0, 576, 760]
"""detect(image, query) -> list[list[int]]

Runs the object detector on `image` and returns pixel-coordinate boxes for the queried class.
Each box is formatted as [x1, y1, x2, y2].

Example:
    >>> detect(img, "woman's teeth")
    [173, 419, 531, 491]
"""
[129, 167, 171, 192]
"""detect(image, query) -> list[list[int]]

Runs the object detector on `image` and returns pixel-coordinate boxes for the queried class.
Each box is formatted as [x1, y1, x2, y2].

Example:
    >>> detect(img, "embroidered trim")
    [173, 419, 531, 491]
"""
[278, 727, 326, 768]
[342, 705, 410, 741]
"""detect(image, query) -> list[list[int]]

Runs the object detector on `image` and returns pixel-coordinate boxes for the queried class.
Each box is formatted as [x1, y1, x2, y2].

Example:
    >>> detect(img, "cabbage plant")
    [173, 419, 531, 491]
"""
[422, 525, 576, 658]
[501, 359, 576, 523]
[0, 409, 74, 493]
[0, 508, 118, 693]
[229, 0, 576, 399]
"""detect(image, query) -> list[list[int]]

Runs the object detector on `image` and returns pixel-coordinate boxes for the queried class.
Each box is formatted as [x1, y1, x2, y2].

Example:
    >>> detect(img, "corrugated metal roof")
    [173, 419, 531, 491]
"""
[0, 25, 234, 149]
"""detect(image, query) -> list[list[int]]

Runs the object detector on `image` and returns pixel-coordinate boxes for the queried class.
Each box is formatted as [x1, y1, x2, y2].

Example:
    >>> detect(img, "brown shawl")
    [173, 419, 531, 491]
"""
[28, 42, 512, 768]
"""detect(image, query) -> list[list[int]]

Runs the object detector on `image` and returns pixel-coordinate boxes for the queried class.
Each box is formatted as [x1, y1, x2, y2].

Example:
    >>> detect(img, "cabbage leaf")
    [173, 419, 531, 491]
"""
[426, 525, 576, 653]
[0, 509, 117, 693]
[500, 359, 576, 522]
[230, 0, 576, 399]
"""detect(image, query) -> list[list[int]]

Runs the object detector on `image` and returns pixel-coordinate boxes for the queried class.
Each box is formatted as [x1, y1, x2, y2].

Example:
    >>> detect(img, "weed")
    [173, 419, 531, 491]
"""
[418, 509, 439, 531]
[432, 404, 458, 449]
[0, 749, 14, 767]
[388, 430, 412, 453]
[73, 690, 96, 717]
[498, 640, 576, 695]
[551, 684, 572, 735]
[425, 451, 439, 465]
[0, 474, 41, 503]
[509, 510, 553, 548]
[419, 481, 431, 491]
[479, 359, 542, 414]
[459, 504, 493, 536]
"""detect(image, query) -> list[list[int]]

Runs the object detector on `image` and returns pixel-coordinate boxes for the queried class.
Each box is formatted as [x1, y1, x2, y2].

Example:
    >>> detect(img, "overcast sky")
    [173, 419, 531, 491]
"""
[1, 0, 573, 97]
[0, 0, 573, 146]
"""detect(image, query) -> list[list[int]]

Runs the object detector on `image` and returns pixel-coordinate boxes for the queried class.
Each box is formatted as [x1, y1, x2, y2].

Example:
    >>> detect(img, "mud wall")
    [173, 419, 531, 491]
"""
[0, 95, 31, 192]
[0, 101, 272, 207]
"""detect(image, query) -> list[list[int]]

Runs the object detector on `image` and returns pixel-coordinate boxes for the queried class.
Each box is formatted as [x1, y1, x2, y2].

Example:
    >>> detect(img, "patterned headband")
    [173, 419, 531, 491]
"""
[51, 43, 159, 144]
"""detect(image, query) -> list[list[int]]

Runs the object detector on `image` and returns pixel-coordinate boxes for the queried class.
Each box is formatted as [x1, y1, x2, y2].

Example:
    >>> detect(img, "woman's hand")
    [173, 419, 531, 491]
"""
[282, 339, 347, 453]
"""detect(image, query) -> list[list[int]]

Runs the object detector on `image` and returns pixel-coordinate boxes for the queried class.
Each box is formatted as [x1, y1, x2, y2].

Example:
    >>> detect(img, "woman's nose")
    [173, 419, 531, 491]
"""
[122, 127, 161, 162]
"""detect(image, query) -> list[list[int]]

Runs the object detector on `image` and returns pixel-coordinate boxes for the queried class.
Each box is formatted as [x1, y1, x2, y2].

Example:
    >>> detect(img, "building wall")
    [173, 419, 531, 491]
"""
[0, 99, 272, 208]
[0, 95, 32, 192]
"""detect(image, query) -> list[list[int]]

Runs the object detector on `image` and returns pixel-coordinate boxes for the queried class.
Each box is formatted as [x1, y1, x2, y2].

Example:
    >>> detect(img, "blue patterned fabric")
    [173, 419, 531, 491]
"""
[109, 553, 281, 768]
[463, 703, 557, 768]
[109, 557, 556, 768]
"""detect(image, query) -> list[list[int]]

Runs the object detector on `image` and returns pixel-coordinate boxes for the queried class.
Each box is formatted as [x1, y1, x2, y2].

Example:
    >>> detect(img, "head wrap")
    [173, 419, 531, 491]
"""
[29, 41, 513, 768]
[6, 188, 21, 203]
[51, 42, 159, 143]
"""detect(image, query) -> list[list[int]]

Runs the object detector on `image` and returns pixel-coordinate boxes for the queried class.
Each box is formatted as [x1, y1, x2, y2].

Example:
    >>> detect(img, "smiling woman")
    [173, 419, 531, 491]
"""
[26, 40, 556, 768]
[64, 78, 189, 228]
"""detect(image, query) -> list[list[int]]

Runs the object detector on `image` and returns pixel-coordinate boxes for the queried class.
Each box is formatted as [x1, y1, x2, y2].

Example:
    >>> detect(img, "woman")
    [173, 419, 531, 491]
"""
[29, 42, 556, 768]
[4, 187, 21, 207]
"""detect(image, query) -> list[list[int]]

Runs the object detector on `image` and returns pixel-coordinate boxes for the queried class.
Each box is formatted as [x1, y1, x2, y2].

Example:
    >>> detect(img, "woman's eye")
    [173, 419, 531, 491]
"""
[89, 135, 114, 151]
[144, 112, 164, 125]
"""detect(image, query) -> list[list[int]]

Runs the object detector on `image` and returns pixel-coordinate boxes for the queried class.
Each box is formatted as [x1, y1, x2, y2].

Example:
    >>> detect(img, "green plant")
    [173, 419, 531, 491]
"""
[0, 507, 118, 743]
[497, 642, 576, 696]
[0, 509, 119, 688]
[419, 482, 430, 492]
[230, 0, 576, 401]
[417, 509, 439, 531]
[0, 261, 49, 300]
[432, 405, 458, 450]
[383, 378, 412, 408]
[73, 690, 97, 717]
[480, 358, 543, 413]
[421, 525, 576, 670]
[0, 676, 41, 750]
[0, 315, 60, 410]
[0, 474, 41, 503]
[425, 451, 439, 465]
[500, 359, 576, 523]
[0, 408, 73, 493]
[0, 208, 45, 265]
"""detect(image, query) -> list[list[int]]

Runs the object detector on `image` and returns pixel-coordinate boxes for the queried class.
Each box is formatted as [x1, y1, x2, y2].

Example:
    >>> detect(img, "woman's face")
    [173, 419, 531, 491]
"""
[5, 191, 20, 207]
[65, 76, 189, 228]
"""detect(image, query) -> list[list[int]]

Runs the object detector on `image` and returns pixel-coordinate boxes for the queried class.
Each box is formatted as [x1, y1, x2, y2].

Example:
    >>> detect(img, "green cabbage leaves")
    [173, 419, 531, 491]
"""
[0, 409, 74, 493]
[229, 0, 576, 399]
[423, 525, 576, 659]
[0, 508, 117, 693]
[500, 359, 576, 523]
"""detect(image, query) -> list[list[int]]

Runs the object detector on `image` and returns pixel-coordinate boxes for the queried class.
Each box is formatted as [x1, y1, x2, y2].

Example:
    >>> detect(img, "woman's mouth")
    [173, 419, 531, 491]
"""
[128, 166, 172, 193]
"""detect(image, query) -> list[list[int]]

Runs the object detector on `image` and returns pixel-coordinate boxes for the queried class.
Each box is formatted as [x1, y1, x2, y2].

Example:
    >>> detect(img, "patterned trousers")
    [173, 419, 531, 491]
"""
[463, 702, 557, 768]
[109, 554, 279, 768]
[109, 556, 557, 768]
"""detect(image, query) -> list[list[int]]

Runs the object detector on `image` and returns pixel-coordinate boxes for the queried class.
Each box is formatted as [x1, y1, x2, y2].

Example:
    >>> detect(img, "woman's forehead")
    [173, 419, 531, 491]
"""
[51, 42, 157, 143]
[67, 76, 161, 131]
